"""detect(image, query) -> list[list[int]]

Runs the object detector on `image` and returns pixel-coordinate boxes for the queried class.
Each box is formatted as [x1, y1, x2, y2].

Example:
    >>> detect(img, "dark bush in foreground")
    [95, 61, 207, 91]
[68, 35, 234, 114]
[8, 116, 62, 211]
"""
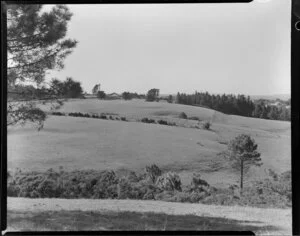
[7, 167, 291, 208]
[121, 117, 127, 121]
[145, 164, 162, 183]
[156, 172, 182, 191]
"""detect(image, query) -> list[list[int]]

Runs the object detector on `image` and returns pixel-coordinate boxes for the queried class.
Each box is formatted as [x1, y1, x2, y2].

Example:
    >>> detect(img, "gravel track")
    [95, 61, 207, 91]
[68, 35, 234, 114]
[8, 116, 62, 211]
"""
[7, 197, 292, 235]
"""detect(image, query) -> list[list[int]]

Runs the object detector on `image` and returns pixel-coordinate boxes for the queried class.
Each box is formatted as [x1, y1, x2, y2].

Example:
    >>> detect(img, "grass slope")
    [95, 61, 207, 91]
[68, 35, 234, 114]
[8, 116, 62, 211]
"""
[8, 99, 290, 187]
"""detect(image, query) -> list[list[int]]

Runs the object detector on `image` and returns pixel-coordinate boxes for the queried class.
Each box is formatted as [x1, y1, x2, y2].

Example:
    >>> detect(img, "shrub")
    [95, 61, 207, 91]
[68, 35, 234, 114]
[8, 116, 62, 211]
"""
[92, 170, 118, 199]
[145, 164, 162, 183]
[141, 118, 156, 124]
[156, 172, 182, 191]
[179, 112, 187, 119]
[268, 169, 279, 181]
[52, 112, 65, 116]
[157, 120, 168, 125]
[202, 121, 211, 130]
[100, 114, 107, 119]
[117, 177, 136, 199]
[189, 173, 210, 192]
[121, 117, 127, 121]
[109, 115, 114, 120]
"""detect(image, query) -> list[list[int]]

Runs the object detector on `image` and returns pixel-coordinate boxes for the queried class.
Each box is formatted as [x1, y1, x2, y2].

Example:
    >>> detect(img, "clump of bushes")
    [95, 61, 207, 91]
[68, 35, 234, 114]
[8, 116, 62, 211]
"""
[121, 117, 127, 121]
[157, 119, 168, 125]
[156, 172, 182, 191]
[179, 112, 188, 119]
[100, 114, 107, 119]
[144, 164, 162, 183]
[7, 166, 291, 208]
[202, 121, 211, 130]
[141, 118, 156, 124]
[92, 114, 100, 119]
[52, 112, 65, 116]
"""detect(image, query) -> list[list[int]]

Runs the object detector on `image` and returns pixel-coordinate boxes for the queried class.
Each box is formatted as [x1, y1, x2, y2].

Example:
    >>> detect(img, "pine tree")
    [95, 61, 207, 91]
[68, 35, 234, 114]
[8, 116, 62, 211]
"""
[226, 134, 262, 195]
[7, 4, 77, 129]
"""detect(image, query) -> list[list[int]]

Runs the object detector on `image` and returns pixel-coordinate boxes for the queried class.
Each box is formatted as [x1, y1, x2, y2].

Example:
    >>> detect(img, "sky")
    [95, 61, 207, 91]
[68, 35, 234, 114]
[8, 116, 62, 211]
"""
[45, 0, 291, 95]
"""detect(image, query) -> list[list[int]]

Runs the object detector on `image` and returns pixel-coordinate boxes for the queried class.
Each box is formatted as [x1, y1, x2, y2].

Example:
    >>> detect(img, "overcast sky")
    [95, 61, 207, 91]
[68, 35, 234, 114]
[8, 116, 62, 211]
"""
[46, 0, 291, 95]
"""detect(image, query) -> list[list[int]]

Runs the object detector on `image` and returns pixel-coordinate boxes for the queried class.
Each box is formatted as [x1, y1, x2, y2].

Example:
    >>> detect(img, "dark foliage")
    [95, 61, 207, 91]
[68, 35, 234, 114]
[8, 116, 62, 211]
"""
[69, 112, 90, 118]
[7, 166, 291, 208]
[7, 5, 77, 128]
[52, 112, 65, 116]
[202, 121, 211, 130]
[157, 120, 168, 125]
[176, 92, 290, 121]
[122, 92, 143, 100]
[146, 89, 160, 102]
[50, 77, 83, 99]
[100, 114, 107, 119]
[97, 91, 106, 99]
[141, 118, 156, 124]
[178, 112, 188, 119]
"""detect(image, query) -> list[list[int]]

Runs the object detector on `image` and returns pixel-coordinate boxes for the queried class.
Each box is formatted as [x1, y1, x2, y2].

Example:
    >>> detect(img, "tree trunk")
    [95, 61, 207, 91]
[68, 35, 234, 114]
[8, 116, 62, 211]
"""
[240, 159, 244, 196]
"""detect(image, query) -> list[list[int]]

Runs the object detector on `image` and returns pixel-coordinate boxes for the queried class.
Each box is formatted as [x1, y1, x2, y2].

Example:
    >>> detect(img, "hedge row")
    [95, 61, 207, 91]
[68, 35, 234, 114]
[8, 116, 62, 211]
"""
[141, 118, 176, 126]
[51, 111, 210, 130]
[51, 112, 126, 121]
[7, 165, 291, 208]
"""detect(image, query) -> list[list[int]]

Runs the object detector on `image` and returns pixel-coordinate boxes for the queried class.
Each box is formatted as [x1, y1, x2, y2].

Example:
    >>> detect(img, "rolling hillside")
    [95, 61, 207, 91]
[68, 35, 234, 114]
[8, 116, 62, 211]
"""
[8, 99, 291, 187]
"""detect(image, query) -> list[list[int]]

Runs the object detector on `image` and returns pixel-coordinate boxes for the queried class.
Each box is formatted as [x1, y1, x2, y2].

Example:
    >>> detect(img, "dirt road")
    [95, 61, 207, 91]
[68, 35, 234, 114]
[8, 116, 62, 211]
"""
[7, 197, 292, 235]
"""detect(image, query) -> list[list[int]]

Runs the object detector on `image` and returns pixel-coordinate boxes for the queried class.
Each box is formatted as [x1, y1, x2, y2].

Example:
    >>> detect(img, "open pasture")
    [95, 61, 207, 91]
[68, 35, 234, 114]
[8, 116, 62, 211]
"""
[8, 99, 291, 187]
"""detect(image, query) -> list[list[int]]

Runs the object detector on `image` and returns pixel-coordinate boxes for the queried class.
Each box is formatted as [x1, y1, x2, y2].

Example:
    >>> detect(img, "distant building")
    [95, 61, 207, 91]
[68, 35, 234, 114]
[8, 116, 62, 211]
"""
[106, 92, 121, 100]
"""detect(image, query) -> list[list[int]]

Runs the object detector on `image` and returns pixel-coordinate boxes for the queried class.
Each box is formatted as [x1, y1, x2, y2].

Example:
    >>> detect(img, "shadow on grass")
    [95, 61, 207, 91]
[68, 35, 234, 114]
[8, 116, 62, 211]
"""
[7, 210, 279, 232]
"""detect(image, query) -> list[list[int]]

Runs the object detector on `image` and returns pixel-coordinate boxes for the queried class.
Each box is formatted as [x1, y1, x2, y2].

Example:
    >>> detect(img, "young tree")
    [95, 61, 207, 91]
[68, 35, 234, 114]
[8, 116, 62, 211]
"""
[92, 84, 100, 95]
[7, 4, 77, 128]
[225, 134, 262, 195]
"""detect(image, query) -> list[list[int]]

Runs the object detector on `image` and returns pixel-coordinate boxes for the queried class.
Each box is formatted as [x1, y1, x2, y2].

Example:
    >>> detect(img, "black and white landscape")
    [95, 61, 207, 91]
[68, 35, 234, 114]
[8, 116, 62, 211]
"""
[6, 1, 291, 235]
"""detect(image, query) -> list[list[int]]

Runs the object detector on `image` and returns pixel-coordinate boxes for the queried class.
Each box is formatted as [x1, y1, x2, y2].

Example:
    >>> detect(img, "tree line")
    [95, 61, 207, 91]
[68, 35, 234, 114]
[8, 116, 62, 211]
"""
[8, 77, 84, 101]
[175, 91, 290, 121]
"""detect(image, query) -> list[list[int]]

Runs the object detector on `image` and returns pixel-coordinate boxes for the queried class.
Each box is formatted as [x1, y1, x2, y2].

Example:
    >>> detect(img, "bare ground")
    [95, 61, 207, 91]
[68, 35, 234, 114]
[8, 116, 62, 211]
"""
[7, 197, 292, 235]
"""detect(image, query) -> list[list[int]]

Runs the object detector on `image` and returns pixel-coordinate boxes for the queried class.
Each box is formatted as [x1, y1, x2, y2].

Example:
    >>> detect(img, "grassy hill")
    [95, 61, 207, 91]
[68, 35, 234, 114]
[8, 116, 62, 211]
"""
[8, 99, 290, 188]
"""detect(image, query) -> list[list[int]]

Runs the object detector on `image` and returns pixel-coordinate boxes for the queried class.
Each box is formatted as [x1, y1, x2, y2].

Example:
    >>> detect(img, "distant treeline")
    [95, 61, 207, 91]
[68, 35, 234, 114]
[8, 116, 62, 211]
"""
[8, 77, 84, 101]
[176, 92, 290, 121]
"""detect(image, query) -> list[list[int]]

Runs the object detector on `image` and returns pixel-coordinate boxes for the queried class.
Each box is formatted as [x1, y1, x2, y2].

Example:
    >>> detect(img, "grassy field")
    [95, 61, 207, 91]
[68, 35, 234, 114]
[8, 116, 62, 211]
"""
[8, 99, 291, 187]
